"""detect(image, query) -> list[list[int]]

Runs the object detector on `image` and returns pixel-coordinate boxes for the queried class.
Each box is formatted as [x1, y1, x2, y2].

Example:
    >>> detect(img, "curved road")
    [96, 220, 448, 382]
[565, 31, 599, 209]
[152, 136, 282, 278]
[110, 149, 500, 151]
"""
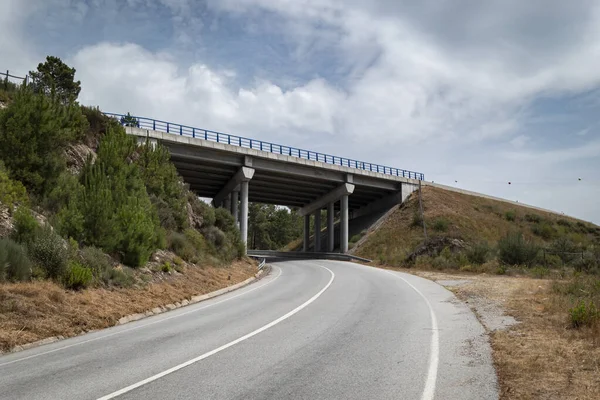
[0, 260, 497, 399]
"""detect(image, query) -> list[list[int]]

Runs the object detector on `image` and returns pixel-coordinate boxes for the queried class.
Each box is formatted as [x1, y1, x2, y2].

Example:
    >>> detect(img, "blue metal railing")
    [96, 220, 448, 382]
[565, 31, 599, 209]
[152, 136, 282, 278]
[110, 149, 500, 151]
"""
[104, 112, 425, 180]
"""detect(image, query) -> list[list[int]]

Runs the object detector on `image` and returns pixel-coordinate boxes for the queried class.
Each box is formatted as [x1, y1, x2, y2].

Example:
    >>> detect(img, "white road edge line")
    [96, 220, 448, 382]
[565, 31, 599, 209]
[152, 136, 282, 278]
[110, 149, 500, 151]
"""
[379, 269, 439, 400]
[0, 266, 283, 368]
[96, 265, 335, 400]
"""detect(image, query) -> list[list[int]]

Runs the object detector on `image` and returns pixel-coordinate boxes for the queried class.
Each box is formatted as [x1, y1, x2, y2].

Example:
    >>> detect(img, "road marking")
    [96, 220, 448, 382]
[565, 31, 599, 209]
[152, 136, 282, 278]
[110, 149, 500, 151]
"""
[0, 266, 283, 368]
[96, 265, 335, 400]
[378, 269, 439, 400]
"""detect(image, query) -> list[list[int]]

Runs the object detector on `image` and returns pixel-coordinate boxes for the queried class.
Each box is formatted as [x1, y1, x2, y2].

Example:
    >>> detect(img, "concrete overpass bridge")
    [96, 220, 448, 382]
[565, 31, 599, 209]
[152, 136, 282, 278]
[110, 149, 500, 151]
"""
[106, 113, 424, 253]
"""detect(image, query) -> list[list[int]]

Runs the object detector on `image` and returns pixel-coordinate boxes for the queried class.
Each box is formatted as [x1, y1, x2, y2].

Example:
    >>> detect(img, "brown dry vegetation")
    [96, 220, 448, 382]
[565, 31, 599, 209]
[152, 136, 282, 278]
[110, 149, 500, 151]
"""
[407, 269, 600, 400]
[354, 186, 600, 265]
[0, 260, 256, 352]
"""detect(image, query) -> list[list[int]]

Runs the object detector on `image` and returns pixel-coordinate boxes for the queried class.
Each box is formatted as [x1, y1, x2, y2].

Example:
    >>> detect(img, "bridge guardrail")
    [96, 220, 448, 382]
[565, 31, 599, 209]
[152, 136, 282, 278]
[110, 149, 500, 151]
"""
[104, 112, 425, 181]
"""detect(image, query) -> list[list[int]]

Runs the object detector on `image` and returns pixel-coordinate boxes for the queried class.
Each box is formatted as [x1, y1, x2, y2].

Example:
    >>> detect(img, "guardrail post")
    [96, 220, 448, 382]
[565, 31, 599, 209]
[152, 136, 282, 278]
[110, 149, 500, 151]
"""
[166, 123, 169, 133]
[217, 133, 219, 142]
[228, 135, 231, 145]
[192, 128, 195, 138]
[153, 120, 156, 130]
[180, 125, 183, 135]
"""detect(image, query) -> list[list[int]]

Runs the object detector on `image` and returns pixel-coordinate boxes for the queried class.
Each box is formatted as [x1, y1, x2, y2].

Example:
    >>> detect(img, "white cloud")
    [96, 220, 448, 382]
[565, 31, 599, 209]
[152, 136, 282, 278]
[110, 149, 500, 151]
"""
[4, 0, 600, 223]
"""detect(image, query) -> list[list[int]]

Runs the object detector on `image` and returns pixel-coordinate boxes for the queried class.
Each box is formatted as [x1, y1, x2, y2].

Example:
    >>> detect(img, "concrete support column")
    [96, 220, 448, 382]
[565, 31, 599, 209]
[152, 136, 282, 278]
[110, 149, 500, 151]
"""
[303, 215, 310, 252]
[224, 194, 231, 211]
[314, 210, 321, 252]
[340, 195, 349, 253]
[231, 191, 239, 227]
[240, 181, 249, 247]
[327, 202, 335, 252]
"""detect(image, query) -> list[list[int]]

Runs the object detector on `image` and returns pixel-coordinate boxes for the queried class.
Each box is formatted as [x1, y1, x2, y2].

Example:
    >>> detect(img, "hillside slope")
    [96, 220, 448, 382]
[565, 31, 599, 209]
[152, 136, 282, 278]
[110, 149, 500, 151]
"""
[353, 186, 600, 269]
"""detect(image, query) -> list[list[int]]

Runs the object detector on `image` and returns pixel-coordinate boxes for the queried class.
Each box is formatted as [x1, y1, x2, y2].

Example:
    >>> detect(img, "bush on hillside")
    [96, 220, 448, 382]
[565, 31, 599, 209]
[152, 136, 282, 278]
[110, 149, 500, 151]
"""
[28, 226, 68, 279]
[64, 261, 93, 290]
[136, 142, 188, 230]
[114, 196, 163, 267]
[0, 86, 88, 195]
[525, 213, 542, 223]
[58, 128, 162, 267]
[532, 222, 557, 240]
[550, 237, 577, 263]
[569, 301, 598, 328]
[80, 246, 113, 279]
[466, 242, 491, 265]
[410, 212, 423, 228]
[572, 257, 599, 274]
[0, 238, 32, 282]
[498, 232, 539, 266]
[0, 162, 28, 211]
[505, 210, 516, 222]
[432, 218, 449, 232]
[11, 207, 40, 245]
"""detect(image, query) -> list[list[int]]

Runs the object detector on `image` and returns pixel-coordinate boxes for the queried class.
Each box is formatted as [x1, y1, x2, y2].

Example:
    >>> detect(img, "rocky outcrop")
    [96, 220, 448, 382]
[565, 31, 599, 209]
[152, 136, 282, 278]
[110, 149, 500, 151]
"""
[406, 236, 467, 263]
[0, 204, 13, 238]
[64, 143, 96, 175]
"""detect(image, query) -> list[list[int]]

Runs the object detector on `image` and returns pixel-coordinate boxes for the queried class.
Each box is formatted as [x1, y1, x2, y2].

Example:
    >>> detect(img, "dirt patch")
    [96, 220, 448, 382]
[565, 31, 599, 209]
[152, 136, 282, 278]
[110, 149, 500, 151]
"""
[0, 259, 257, 353]
[408, 269, 600, 400]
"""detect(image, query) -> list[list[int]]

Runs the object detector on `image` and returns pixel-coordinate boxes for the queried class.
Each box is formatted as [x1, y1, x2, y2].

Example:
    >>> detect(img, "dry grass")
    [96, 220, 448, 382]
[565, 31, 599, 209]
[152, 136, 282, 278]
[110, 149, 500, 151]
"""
[354, 186, 600, 265]
[406, 268, 600, 400]
[0, 259, 256, 352]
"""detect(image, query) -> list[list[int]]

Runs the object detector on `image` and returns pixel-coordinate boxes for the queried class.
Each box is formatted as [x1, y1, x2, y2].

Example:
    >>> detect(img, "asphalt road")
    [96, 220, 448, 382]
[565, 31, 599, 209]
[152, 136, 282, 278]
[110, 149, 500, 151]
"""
[0, 260, 498, 400]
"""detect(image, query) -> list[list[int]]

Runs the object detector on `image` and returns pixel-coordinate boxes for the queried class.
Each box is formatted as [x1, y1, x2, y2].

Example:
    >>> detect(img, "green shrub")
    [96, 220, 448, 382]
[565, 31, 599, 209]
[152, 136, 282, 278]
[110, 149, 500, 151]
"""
[0, 163, 28, 210]
[58, 128, 162, 267]
[136, 143, 188, 230]
[205, 225, 226, 248]
[467, 242, 491, 264]
[80, 246, 113, 278]
[410, 212, 423, 228]
[569, 301, 598, 328]
[432, 255, 457, 270]
[550, 237, 577, 263]
[504, 210, 516, 222]
[0, 238, 32, 282]
[0, 86, 88, 196]
[541, 252, 563, 268]
[525, 213, 542, 223]
[432, 218, 449, 232]
[28, 227, 68, 279]
[64, 261, 92, 290]
[168, 231, 197, 262]
[103, 267, 135, 287]
[114, 196, 161, 267]
[498, 232, 539, 266]
[532, 222, 557, 240]
[572, 257, 599, 274]
[173, 256, 184, 266]
[45, 171, 82, 212]
[11, 207, 40, 244]
[557, 219, 572, 228]
[161, 262, 172, 273]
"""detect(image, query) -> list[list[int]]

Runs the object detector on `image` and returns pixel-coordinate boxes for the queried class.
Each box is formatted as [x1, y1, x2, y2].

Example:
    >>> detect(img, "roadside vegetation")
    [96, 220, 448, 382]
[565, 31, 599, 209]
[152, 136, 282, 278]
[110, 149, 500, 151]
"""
[0, 56, 256, 350]
[353, 186, 600, 398]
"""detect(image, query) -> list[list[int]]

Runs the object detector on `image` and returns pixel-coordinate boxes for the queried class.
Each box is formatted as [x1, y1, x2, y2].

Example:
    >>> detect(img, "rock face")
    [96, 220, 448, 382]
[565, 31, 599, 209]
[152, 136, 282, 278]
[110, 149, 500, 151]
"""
[406, 236, 467, 263]
[186, 201, 204, 230]
[64, 143, 96, 175]
[0, 204, 13, 238]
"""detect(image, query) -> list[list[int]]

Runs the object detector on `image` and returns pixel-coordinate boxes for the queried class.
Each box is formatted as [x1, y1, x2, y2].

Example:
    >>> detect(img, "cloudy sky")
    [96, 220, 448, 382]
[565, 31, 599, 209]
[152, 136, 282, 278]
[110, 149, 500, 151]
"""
[2, 0, 599, 223]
